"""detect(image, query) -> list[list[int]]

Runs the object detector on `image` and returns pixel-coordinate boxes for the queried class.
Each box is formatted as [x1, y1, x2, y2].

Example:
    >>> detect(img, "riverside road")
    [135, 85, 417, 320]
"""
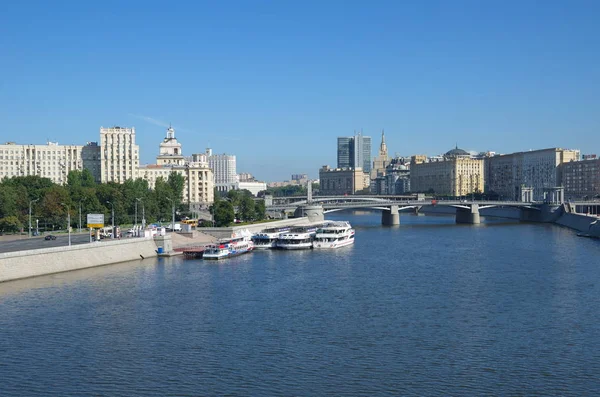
[0, 234, 105, 254]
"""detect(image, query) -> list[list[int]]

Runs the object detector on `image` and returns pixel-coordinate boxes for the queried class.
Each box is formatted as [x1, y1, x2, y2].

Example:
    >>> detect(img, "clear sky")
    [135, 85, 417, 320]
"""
[1, 0, 599, 181]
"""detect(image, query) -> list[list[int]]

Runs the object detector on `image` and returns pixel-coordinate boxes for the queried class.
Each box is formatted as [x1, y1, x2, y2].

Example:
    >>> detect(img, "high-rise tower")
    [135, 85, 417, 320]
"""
[99, 126, 139, 183]
[336, 132, 371, 172]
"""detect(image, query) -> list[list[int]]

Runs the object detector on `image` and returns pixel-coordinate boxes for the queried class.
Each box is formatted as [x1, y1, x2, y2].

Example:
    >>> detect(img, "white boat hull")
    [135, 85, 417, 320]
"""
[313, 238, 355, 249]
[276, 242, 313, 250]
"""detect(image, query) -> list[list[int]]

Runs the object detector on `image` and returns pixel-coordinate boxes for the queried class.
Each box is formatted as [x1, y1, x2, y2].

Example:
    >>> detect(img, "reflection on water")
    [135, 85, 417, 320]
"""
[1, 211, 600, 396]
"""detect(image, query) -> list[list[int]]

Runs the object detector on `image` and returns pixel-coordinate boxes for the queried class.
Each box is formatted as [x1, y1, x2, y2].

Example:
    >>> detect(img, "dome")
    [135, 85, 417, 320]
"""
[445, 146, 469, 157]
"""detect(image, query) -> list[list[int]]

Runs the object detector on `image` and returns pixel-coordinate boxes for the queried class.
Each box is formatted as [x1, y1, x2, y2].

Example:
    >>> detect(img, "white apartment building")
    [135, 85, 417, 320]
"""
[486, 148, 580, 200]
[234, 181, 267, 196]
[207, 149, 237, 192]
[0, 141, 85, 184]
[139, 126, 214, 210]
[99, 126, 140, 183]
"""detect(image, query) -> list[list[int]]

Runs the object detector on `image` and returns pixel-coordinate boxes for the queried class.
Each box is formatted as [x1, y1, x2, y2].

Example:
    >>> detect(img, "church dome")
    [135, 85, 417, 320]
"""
[445, 146, 469, 157]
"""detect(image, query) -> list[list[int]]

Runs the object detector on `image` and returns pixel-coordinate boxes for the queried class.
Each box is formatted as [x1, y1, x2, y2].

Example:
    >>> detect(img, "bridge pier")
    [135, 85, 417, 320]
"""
[520, 204, 563, 223]
[456, 204, 480, 224]
[382, 205, 400, 226]
[294, 205, 324, 223]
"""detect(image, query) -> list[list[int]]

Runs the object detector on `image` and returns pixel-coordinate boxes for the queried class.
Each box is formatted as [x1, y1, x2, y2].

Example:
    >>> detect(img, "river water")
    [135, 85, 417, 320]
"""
[1, 211, 600, 396]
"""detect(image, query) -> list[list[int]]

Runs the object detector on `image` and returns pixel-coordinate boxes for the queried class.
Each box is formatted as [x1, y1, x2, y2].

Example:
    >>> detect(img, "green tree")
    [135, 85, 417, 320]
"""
[255, 199, 266, 220]
[212, 201, 234, 227]
[0, 216, 23, 234]
[0, 185, 19, 219]
[168, 171, 185, 202]
[238, 195, 256, 221]
[40, 185, 70, 228]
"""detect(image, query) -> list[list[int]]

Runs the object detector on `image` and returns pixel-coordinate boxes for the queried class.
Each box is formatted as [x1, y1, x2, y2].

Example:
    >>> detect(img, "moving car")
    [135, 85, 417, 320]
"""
[44, 235, 57, 240]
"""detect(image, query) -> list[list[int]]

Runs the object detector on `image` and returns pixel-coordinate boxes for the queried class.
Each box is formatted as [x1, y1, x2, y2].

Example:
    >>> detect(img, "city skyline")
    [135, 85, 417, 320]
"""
[2, 1, 599, 180]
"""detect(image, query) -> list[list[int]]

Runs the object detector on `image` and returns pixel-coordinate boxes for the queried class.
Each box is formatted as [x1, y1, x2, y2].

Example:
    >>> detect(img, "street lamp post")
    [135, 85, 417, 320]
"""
[78, 200, 83, 234]
[61, 202, 71, 247]
[141, 200, 146, 229]
[29, 198, 39, 238]
[166, 197, 175, 233]
[106, 200, 115, 239]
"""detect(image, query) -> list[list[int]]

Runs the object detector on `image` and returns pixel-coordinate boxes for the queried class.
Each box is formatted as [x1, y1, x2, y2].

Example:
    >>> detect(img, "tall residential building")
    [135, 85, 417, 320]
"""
[485, 148, 580, 201]
[207, 149, 237, 192]
[99, 126, 140, 183]
[410, 147, 484, 196]
[0, 141, 85, 184]
[336, 132, 372, 173]
[138, 126, 214, 211]
[371, 130, 389, 179]
[560, 158, 600, 199]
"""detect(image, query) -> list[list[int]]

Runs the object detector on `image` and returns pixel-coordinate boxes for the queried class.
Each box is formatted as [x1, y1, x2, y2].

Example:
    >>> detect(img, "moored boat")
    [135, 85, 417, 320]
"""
[252, 226, 291, 249]
[276, 226, 318, 250]
[313, 221, 355, 249]
[203, 229, 254, 260]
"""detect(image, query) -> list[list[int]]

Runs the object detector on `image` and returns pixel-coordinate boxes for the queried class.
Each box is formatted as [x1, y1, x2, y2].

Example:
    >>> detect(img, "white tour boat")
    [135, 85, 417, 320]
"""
[312, 221, 355, 249]
[251, 226, 291, 249]
[276, 226, 319, 250]
[203, 229, 254, 260]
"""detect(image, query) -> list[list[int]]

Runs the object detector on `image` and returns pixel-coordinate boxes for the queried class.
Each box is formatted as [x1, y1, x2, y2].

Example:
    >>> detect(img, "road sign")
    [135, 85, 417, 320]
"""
[87, 213, 105, 228]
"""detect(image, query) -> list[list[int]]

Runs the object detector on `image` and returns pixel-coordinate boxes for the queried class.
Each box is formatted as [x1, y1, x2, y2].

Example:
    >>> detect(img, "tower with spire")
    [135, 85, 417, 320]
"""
[371, 129, 390, 179]
[379, 130, 388, 158]
[156, 124, 184, 166]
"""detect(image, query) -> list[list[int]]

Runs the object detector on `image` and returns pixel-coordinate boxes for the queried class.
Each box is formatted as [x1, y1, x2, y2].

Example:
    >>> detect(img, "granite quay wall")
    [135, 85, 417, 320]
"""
[0, 237, 158, 283]
[555, 213, 600, 235]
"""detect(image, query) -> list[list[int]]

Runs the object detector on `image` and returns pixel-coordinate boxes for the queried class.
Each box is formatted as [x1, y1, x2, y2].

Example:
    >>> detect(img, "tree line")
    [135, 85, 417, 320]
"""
[0, 169, 186, 234]
[209, 189, 267, 227]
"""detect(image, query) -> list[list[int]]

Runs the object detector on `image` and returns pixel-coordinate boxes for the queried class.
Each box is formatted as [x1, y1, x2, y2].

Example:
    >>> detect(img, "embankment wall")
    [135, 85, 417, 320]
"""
[0, 238, 158, 283]
[555, 213, 600, 234]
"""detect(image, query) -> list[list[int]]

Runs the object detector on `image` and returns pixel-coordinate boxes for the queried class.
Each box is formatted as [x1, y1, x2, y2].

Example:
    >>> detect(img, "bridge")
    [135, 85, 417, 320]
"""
[266, 196, 592, 225]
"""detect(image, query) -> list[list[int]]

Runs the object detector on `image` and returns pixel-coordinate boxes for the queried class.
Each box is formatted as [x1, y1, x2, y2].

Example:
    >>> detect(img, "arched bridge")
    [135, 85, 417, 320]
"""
[266, 198, 567, 225]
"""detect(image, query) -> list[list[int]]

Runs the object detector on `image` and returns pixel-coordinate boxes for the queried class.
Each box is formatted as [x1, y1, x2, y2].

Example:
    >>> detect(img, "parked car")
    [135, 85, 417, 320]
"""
[44, 235, 57, 240]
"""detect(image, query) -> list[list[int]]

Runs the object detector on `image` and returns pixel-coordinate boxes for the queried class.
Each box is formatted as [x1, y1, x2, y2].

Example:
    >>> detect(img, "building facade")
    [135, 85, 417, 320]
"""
[99, 126, 140, 184]
[235, 181, 267, 196]
[156, 125, 184, 166]
[319, 166, 370, 195]
[560, 158, 600, 199]
[139, 126, 214, 211]
[485, 148, 580, 201]
[336, 132, 372, 173]
[0, 141, 85, 184]
[410, 148, 484, 196]
[207, 149, 237, 192]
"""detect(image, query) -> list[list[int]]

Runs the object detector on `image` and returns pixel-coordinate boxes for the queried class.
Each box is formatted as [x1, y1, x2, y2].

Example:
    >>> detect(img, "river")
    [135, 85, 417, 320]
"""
[1, 211, 600, 396]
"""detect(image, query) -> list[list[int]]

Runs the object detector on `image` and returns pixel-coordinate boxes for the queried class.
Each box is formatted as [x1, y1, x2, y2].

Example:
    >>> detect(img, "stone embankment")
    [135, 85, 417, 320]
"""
[0, 237, 158, 283]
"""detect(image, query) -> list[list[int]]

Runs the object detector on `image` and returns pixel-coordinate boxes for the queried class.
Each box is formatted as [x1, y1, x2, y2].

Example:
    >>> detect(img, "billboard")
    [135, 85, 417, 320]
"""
[87, 213, 105, 228]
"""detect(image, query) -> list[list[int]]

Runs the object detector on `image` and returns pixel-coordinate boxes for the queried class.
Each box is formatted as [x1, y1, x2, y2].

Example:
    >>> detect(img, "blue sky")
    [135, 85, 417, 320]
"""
[1, 0, 599, 181]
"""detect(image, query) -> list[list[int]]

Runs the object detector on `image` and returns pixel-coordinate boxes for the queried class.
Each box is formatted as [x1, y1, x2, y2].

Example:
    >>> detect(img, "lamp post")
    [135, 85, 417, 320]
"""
[29, 198, 39, 238]
[166, 197, 175, 233]
[61, 202, 71, 247]
[135, 197, 142, 227]
[36, 219, 39, 236]
[78, 200, 83, 234]
[106, 200, 115, 239]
